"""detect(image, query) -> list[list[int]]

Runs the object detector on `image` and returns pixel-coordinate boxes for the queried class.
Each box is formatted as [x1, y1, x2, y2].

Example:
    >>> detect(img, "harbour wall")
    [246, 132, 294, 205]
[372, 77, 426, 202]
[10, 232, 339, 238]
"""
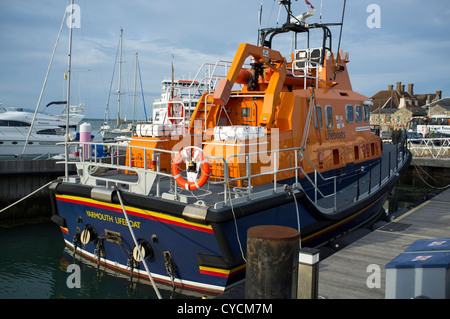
[0, 159, 75, 227]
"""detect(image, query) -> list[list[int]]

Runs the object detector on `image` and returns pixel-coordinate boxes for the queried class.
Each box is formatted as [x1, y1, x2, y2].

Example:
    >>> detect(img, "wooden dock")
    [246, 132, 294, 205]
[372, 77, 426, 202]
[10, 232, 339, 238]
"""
[318, 187, 450, 299]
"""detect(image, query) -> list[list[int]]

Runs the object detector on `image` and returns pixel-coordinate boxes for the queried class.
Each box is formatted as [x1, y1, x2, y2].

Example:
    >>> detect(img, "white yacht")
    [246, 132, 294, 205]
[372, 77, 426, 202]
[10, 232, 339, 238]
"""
[0, 103, 84, 158]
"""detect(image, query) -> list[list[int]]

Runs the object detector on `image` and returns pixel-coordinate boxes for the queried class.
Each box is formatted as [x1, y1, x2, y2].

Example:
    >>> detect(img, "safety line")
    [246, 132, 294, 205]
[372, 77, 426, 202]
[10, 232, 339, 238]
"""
[115, 186, 162, 299]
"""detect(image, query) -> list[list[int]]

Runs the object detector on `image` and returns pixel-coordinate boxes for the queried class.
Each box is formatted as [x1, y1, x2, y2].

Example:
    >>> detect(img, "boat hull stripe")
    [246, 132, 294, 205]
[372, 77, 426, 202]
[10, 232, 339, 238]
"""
[55, 194, 214, 234]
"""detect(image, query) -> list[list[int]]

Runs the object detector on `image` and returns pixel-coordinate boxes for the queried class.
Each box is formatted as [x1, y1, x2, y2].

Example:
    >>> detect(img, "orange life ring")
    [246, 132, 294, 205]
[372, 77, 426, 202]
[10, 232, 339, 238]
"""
[171, 148, 210, 190]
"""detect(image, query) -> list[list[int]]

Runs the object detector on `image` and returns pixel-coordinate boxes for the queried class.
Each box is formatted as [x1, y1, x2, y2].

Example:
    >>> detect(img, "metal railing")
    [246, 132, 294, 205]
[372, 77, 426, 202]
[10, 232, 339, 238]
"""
[292, 56, 321, 89]
[59, 139, 408, 213]
[407, 137, 450, 158]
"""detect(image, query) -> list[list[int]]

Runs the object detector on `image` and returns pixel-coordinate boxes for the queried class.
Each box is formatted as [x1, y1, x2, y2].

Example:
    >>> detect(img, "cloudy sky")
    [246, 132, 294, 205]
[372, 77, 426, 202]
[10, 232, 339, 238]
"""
[0, 0, 449, 120]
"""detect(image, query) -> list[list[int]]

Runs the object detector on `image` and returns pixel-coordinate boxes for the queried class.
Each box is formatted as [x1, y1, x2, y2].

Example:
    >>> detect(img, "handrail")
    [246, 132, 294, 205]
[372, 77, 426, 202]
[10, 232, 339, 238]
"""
[407, 137, 450, 159]
[292, 57, 321, 89]
[59, 139, 407, 212]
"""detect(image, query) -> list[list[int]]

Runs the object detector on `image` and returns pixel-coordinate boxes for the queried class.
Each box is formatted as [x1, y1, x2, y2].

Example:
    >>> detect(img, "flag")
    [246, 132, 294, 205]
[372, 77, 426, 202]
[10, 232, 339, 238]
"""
[305, 0, 315, 10]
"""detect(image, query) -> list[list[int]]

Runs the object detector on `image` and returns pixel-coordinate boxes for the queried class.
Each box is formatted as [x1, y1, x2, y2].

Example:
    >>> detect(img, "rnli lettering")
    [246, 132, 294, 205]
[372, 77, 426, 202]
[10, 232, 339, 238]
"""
[85, 210, 141, 228]
[325, 130, 346, 140]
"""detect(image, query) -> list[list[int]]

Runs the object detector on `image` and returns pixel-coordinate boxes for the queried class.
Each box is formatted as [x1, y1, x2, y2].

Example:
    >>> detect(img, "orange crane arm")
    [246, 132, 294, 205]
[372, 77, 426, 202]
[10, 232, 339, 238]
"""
[213, 43, 286, 128]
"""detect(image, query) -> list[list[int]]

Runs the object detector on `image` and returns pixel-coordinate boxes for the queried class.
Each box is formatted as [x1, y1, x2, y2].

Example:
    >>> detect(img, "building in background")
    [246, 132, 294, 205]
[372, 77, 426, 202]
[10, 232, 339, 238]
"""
[369, 81, 443, 131]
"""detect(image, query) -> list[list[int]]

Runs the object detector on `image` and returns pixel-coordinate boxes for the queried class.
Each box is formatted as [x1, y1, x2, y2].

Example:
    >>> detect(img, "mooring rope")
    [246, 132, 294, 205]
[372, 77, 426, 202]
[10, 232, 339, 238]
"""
[411, 158, 450, 190]
[114, 186, 162, 299]
[0, 180, 58, 214]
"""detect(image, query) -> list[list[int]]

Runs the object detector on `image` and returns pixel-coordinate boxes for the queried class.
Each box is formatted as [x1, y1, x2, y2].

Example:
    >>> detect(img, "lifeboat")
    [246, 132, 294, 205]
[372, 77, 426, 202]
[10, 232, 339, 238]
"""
[50, 0, 411, 295]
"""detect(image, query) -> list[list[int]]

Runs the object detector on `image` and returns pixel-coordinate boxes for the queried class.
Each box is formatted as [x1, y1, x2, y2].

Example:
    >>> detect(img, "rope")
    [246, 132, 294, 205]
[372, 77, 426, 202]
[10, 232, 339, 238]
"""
[285, 185, 302, 249]
[412, 159, 450, 190]
[0, 180, 58, 214]
[114, 186, 162, 299]
[227, 182, 247, 263]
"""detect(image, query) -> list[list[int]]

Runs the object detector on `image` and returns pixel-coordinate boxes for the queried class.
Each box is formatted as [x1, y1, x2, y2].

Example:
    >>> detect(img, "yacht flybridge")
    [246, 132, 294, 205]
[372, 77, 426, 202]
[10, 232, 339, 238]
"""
[50, 1, 411, 294]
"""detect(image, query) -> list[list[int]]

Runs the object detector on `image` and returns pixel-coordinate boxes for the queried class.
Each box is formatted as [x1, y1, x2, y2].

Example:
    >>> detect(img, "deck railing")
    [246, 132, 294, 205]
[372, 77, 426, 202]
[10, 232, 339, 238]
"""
[58, 138, 408, 213]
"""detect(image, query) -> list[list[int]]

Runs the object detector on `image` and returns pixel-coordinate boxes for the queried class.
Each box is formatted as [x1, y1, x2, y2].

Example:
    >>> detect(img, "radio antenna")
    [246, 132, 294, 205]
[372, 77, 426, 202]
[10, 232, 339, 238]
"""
[334, 0, 347, 80]
[257, 0, 263, 45]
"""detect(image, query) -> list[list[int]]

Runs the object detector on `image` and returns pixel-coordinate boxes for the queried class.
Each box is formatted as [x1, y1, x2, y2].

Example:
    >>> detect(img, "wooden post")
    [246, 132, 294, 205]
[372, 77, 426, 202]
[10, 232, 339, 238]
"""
[245, 225, 300, 299]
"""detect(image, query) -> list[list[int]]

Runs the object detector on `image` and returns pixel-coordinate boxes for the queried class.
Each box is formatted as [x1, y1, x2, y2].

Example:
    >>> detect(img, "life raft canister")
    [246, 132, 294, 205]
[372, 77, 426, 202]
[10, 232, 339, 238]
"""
[171, 146, 210, 191]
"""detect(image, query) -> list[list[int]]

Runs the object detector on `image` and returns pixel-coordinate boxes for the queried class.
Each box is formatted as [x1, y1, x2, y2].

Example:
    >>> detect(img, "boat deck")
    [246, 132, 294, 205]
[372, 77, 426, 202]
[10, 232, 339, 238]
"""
[79, 143, 406, 214]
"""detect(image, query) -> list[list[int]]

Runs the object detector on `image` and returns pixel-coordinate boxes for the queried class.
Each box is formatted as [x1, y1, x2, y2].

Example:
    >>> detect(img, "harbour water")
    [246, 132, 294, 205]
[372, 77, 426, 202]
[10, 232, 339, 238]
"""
[0, 146, 448, 299]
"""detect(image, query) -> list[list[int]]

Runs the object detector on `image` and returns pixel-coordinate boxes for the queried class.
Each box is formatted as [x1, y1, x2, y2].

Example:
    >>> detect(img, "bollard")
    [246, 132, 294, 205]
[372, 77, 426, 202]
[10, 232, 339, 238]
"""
[245, 225, 300, 299]
[297, 247, 320, 299]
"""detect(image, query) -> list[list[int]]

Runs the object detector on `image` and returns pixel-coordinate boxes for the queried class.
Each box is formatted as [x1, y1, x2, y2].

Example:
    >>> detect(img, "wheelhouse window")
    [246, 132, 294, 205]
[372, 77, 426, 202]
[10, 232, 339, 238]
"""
[355, 105, 362, 123]
[363, 105, 370, 122]
[314, 105, 323, 129]
[325, 105, 334, 129]
[241, 107, 251, 118]
[345, 104, 354, 123]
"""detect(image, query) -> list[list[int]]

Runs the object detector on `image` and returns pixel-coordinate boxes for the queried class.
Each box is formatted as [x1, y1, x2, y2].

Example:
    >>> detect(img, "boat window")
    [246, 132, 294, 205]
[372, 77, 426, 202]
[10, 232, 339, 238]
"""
[0, 120, 31, 127]
[242, 107, 251, 118]
[314, 105, 323, 129]
[363, 105, 370, 122]
[154, 112, 160, 121]
[345, 104, 354, 123]
[37, 129, 61, 135]
[325, 105, 333, 129]
[355, 105, 362, 123]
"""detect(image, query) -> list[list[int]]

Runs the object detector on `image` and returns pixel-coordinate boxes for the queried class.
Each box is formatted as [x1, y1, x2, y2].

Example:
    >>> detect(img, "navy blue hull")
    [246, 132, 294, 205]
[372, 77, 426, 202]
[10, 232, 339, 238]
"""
[50, 148, 411, 293]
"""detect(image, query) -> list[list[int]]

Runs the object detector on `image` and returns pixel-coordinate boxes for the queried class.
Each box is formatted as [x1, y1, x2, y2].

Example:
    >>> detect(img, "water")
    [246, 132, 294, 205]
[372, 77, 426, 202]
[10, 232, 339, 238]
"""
[0, 224, 179, 299]
[0, 166, 448, 299]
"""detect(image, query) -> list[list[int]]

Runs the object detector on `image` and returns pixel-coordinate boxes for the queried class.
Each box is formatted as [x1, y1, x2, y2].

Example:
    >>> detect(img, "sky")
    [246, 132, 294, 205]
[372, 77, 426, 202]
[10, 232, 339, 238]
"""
[0, 0, 449, 120]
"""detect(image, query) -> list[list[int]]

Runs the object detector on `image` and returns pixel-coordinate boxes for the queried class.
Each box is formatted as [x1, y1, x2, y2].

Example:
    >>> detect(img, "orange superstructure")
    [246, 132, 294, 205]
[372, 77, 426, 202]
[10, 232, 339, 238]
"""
[126, 8, 381, 190]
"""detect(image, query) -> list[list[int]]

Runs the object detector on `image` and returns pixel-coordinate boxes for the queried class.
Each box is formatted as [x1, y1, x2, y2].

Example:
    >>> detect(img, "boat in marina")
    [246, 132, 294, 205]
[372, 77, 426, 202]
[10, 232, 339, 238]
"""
[151, 77, 209, 126]
[0, 103, 84, 158]
[50, 1, 411, 294]
[100, 29, 149, 141]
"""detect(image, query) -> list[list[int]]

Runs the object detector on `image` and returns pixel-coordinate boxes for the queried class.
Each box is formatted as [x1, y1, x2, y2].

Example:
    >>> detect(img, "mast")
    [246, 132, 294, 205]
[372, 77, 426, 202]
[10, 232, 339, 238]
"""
[117, 28, 123, 128]
[65, 0, 74, 181]
[22, 3, 68, 157]
[132, 52, 138, 130]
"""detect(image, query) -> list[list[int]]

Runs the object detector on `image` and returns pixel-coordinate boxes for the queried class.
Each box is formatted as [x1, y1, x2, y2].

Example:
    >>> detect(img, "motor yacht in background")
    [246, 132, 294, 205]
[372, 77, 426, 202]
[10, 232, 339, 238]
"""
[0, 103, 84, 158]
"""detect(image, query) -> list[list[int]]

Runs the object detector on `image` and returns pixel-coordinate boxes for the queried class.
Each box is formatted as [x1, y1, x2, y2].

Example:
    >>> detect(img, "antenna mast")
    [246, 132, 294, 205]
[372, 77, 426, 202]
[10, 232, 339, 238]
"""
[334, 0, 347, 80]
[65, 0, 74, 181]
